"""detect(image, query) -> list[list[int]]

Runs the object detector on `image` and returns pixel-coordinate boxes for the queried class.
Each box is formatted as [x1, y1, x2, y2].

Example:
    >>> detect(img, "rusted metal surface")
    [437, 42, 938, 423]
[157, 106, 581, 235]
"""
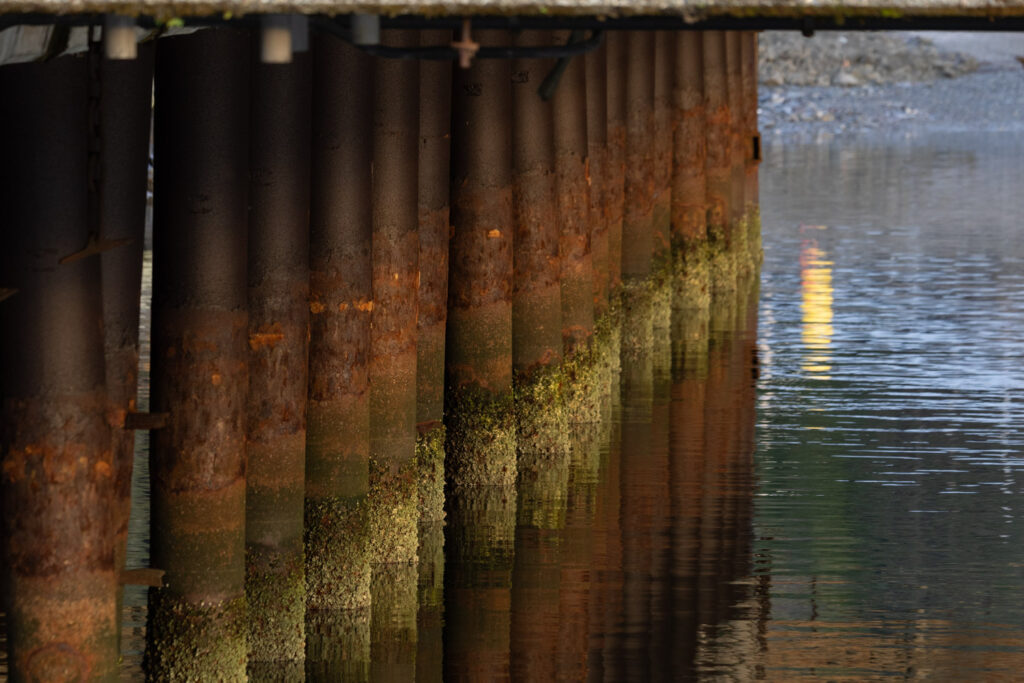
[447, 28, 514, 398]
[702, 30, 731, 244]
[622, 30, 655, 281]
[246, 42, 311, 666]
[511, 30, 562, 375]
[652, 30, 674, 265]
[584, 41, 610, 318]
[552, 28, 595, 353]
[371, 28, 419, 479]
[416, 29, 453, 428]
[725, 31, 745, 230]
[146, 27, 250, 678]
[307, 32, 374, 608]
[671, 31, 708, 247]
[604, 30, 626, 292]
[97, 40, 154, 651]
[741, 30, 760, 209]
[0, 54, 118, 683]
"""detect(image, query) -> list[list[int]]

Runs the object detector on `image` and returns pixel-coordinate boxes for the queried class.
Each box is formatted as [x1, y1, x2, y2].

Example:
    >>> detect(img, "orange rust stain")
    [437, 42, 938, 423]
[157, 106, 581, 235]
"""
[211, 373, 223, 387]
[337, 302, 349, 312]
[94, 461, 112, 478]
[584, 157, 592, 187]
[355, 300, 374, 313]
[309, 301, 326, 314]
[248, 332, 285, 351]
[487, 229, 501, 239]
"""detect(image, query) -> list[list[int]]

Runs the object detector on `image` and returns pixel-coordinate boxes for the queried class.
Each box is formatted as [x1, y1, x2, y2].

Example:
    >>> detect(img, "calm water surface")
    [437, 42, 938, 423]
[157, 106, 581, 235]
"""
[753, 131, 1024, 680]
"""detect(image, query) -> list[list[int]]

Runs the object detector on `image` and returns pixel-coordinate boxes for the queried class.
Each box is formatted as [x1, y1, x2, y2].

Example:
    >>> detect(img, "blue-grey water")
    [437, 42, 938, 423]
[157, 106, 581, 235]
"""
[751, 131, 1024, 679]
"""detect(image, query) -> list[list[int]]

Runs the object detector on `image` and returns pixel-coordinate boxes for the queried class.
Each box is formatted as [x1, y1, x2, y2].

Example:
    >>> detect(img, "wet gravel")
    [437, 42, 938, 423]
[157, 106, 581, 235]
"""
[758, 31, 1024, 141]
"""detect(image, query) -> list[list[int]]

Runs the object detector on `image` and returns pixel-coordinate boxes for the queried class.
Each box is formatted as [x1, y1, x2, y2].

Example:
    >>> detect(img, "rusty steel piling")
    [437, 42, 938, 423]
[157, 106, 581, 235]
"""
[0, 54, 119, 683]
[671, 32, 709, 253]
[725, 31, 754, 279]
[622, 31, 656, 282]
[585, 41, 611, 319]
[369, 28, 421, 568]
[416, 28, 454, 527]
[146, 28, 251, 680]
[703, 31, 731, 244]
[369, 26, 421, 682]
[246, 43, 311, 673]
[306, 32, 374, 679]
[604, 31, 627, 293]
[553, 29, 595, 358]
[445, 29, 517, 489]
[510, 31, 562, 380]
[98, 40, 155, 651]
[445, 28, 519, 682]
[741, 31, 762, 266]
[415, 28, 453, 683]
[652, 31, 675, 267]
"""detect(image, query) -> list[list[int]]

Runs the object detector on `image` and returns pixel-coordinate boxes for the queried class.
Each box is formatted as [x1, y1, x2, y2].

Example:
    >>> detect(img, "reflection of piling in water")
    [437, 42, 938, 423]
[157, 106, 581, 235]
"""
[619, 344, 656, 678]
[446, 30, 517, 488]
[0, 55, 120, 681]
[146, 29, 251, 679]
[510, 457, 567, 682]
[306, 34, 373, 675]
[444, 487, 517, 681]
[370, 563, 418, 681]
[246, 45, 311, 674]
[99, 42, 155, 650]
[669, 295, 710, 680]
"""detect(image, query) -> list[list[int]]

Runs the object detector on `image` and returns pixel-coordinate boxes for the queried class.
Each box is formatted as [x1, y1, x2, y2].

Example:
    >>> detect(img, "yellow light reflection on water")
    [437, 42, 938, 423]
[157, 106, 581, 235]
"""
[800, 226, 834, 380]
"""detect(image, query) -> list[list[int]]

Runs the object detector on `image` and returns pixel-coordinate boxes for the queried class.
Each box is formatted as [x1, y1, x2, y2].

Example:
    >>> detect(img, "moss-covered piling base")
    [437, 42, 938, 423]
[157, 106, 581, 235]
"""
[416, 425, 447, 525]
[144, 594, 247, 681]
[367, 458, 420, 567]
[245, 551, 305, 668]
[305, 497, 370, 612]
[445, 389, 517, 488]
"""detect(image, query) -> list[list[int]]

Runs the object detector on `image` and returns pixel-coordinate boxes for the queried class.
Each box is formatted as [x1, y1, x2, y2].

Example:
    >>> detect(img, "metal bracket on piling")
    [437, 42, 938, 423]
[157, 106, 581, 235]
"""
[451, 18, 479, 69]
[59, 233, 134, 264]
[124, 411, 170, 430]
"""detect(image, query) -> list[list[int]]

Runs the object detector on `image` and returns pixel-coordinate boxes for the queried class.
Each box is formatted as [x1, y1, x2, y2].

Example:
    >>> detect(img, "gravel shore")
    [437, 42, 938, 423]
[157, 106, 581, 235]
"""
[758, 31, 1024, 140]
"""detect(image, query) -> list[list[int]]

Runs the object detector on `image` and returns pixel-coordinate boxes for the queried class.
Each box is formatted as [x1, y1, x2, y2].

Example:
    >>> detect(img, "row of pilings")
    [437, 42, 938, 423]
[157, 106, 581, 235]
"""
[0, 24, 760, 681]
